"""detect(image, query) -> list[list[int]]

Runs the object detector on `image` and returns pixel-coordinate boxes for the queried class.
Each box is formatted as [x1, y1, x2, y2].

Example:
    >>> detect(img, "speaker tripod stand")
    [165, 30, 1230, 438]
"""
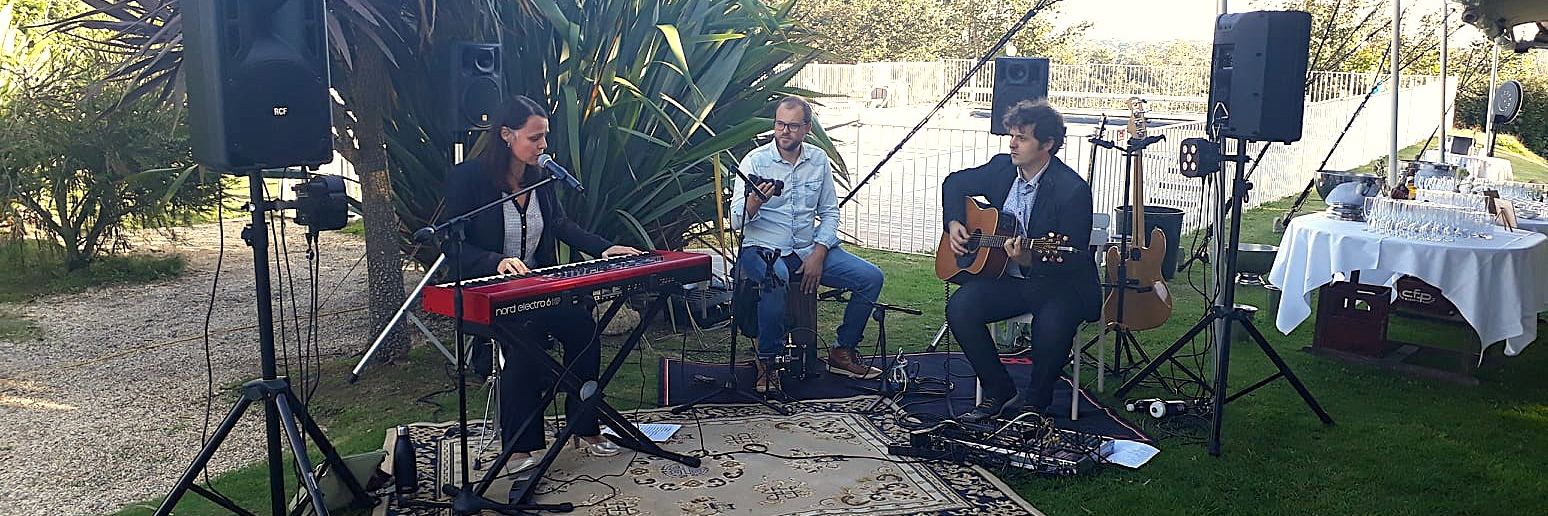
[1112, 136, 1332, 456]
[154, 170, 371, 516]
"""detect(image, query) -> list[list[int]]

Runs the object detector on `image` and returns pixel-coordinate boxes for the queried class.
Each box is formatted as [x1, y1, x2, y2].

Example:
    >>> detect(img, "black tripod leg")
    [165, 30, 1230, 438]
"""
[188, 484, 258, 516]
[1113, 315, 1215, 399]
[272, 394, 332, 516]
[672, 379, 787, 414]
[1238, 319, 1334, 424]
[280, 390, 374, 508]
[155, 395, 255, 515]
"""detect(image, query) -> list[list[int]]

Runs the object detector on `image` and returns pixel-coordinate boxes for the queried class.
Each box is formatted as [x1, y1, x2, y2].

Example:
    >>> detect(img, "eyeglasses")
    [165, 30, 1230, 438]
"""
[774, 120, 809, 131]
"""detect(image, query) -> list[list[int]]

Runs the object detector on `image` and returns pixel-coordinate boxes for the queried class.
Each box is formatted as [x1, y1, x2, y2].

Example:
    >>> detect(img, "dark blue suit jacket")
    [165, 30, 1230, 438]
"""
[941, 154, 1102, 321]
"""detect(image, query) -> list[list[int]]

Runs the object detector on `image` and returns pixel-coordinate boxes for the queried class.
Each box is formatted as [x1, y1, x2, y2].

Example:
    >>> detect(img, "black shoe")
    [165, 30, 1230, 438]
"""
[958, 391, 1025, 424]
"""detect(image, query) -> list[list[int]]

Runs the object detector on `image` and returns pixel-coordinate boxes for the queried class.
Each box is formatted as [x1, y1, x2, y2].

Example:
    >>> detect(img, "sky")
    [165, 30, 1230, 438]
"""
[1051, 0, 1223, 42]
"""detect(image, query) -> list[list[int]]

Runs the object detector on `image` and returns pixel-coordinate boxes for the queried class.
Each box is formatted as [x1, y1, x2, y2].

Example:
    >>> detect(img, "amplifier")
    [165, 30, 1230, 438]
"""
[668, 284, 732, 327]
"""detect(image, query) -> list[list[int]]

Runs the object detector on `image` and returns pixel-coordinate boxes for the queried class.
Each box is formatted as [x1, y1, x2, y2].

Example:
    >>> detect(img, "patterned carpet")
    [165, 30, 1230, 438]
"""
[376, 397, 1043, 515]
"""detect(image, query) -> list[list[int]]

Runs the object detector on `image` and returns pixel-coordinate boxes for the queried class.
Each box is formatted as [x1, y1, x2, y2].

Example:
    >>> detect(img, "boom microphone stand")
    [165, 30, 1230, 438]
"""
[1112, 134, 1333, 456]
[154, 170, 371, 516]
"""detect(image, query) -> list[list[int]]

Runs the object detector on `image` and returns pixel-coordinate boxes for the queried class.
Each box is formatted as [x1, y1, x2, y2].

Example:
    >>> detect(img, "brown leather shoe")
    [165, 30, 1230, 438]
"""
[754, 359, 782, 393]
[827, 347, 882, 379]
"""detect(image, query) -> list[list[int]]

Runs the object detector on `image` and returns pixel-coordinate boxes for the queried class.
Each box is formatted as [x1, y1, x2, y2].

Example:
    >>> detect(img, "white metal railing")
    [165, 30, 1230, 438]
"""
[790, 60, 1443, 116]
[831, 78, 1455, 255]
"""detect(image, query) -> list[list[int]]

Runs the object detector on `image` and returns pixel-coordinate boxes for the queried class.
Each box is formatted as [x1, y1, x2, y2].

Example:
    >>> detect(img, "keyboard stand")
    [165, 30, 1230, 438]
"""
[471, 285, 702, 503]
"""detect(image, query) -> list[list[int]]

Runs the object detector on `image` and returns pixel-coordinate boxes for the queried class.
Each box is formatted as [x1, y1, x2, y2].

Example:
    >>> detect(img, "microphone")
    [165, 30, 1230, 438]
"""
[411, 227, 436, 243]
[537, 154, 584, 193]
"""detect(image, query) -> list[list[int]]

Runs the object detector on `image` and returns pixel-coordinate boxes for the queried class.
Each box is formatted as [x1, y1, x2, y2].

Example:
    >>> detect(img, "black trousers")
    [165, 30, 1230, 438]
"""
[494, 305, 601, 453]
[945, 275, 1084, 411]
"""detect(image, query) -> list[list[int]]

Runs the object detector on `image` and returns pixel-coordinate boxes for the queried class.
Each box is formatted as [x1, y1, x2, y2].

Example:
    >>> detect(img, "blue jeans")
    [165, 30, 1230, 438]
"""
[737, 245, 884, 359]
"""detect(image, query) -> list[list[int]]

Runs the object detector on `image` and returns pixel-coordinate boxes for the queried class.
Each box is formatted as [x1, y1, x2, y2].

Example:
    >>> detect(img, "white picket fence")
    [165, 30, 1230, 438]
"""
[828, 76, 1455, 254]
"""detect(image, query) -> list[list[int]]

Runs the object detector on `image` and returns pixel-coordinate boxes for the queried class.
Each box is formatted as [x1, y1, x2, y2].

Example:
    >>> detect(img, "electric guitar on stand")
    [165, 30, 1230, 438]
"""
[936, 198, 1076, 284]
[1102, 98, 1173, 330]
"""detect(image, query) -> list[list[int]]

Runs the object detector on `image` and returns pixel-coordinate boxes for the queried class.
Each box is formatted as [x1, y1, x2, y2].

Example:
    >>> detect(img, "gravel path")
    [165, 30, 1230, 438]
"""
[0, 219, 421, 515]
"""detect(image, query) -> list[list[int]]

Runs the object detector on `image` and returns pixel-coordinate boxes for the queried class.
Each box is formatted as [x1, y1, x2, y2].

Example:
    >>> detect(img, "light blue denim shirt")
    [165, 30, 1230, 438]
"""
[730, 141, 840, 259]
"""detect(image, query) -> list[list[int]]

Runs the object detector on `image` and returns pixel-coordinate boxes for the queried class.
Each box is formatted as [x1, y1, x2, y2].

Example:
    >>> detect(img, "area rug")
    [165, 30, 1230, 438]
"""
[660, 350, 1152, 443]
[376, 397, 1043, 515]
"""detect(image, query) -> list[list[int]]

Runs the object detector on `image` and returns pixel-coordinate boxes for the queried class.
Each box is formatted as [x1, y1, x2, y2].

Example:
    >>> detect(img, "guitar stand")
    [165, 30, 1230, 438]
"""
[1089, 131, 1169, 379]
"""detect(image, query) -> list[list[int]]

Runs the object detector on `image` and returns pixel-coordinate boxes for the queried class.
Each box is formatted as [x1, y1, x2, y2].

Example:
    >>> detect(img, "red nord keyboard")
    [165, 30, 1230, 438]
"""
[422, 251, 711, 325]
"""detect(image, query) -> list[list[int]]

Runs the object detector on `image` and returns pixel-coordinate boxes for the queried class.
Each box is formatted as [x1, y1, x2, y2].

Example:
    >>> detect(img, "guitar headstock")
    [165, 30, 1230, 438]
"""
[1028, 232, 1072, 262]
[1127, 97, 1149, 142]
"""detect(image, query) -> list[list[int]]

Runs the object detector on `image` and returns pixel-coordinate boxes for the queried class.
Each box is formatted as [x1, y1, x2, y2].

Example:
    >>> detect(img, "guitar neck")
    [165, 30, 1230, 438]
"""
[1132, 145, 1146, 237]
[1128, 98, 1148, 241]
[972, 234, 1066, 250]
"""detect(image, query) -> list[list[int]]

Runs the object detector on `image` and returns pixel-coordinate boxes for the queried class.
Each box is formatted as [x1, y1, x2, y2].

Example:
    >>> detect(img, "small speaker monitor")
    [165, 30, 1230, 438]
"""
[990, 57, 1050, 135]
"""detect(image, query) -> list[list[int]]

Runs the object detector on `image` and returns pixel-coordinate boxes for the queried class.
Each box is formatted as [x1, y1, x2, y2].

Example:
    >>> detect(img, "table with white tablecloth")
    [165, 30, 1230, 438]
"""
[1268, 214, 1548, 356]
[1420, 149, 1514, 181]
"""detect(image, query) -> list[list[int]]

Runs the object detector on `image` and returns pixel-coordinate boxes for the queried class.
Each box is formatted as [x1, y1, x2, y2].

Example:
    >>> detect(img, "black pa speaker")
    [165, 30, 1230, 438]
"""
[182, 0, 332, 171]
[1206, 10, 1312, 143]
[444, 42, 504, 137]
[990, 57, 1050, 135]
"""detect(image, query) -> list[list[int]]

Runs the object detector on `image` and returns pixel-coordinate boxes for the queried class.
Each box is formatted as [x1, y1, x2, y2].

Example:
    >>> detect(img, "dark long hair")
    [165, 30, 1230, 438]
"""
[479, 95, 550, 190]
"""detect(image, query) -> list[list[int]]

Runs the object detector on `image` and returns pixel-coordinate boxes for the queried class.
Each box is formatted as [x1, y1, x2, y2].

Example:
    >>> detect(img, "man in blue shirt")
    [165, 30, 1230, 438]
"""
[731, 96, 885, 393]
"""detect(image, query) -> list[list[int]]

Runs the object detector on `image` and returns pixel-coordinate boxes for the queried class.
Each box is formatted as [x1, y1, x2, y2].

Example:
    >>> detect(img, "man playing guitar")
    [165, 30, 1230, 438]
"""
[941, 99, 1101, 422]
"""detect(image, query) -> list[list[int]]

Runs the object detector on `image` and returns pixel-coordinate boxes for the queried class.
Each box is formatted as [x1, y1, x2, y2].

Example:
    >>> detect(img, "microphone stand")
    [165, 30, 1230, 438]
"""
[802, 289, 925, 413]
[401, 173, 574, 515]
[671, 164, 788, 414]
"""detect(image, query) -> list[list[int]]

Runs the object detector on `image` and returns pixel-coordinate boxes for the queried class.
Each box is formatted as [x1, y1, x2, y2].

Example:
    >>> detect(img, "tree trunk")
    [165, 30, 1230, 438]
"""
[352, 46, 411, 362]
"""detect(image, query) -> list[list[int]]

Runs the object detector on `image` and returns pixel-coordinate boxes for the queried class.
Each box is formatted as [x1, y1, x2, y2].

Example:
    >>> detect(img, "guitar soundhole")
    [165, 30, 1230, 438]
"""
[958, 231, 982, 268]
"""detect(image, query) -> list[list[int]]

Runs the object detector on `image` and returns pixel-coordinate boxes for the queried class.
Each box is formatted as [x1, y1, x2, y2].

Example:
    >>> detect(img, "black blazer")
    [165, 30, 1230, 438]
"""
[941, 154, 1102, 321]
[441, 161, 612, 280]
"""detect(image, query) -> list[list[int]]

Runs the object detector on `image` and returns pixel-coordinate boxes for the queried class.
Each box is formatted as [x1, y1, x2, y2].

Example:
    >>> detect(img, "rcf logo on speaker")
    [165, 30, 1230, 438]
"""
[272, 106, 289, 116]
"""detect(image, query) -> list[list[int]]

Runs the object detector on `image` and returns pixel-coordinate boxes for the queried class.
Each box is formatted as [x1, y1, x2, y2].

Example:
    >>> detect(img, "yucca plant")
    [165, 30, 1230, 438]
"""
[464, 0, 847, 253]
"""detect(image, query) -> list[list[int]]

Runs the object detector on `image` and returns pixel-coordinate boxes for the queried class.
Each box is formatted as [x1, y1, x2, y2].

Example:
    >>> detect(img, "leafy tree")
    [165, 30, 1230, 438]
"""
[787, 0, 1087, 64]
[1, 7, 217, 270]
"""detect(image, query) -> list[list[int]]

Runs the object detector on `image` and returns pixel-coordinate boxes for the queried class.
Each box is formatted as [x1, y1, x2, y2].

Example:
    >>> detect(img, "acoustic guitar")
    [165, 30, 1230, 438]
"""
[936, 197, 1076, 284]
[1101, 98, 1173, 330]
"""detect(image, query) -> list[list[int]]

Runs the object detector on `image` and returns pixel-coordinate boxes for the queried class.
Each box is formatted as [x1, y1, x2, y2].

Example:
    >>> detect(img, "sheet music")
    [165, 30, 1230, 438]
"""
[602, 423, 682, 443]
[1100, 439, 1160, 468]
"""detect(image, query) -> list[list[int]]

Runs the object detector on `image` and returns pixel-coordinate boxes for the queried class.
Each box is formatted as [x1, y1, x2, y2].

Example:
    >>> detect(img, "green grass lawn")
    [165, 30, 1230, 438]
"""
[108, 194, 1548, 516]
